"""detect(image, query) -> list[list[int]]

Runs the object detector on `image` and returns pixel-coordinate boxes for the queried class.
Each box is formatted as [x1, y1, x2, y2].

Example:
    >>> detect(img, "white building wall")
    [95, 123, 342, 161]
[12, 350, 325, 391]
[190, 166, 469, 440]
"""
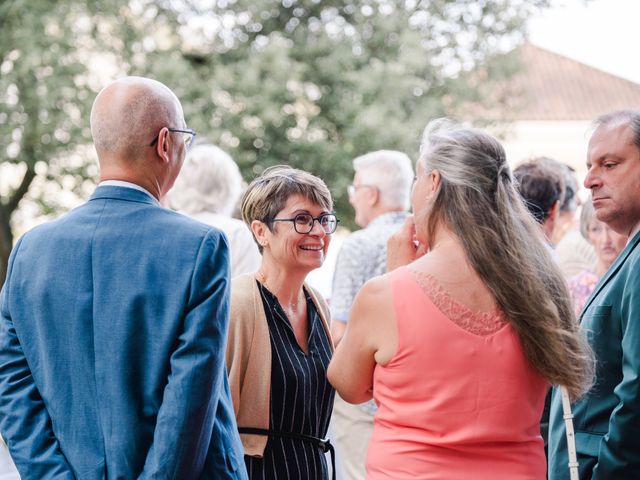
[491, 120, 592, 181]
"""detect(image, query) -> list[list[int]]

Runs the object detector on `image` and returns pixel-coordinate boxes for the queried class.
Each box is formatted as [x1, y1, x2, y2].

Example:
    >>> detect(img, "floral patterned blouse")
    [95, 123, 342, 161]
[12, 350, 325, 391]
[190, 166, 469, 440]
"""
[568, 268, 600, 317]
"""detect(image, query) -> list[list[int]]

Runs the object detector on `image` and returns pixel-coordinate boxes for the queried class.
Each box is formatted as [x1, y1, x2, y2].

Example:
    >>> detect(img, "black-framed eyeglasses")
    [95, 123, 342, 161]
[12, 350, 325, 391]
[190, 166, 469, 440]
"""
[271, 213, 339, 234]
[149, 128, 197, 149]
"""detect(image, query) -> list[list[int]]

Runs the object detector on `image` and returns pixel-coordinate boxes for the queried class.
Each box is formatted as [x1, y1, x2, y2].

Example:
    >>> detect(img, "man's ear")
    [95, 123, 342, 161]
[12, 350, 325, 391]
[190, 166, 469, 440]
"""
[548, 200, 560, 222]
[543, 200, 560, 240]
[155, 127, 170, 163]
[366, 186, 380, 206]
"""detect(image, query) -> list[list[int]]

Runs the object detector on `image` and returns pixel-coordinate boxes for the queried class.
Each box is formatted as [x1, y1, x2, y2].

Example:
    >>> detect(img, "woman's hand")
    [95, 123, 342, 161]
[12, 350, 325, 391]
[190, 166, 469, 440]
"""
[387, 215, 427, 271]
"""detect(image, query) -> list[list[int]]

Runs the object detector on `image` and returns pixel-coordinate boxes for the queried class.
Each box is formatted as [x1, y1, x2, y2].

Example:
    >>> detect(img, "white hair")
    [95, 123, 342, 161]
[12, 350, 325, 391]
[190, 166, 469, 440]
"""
[353, 150, 414, 210]
[170, 144, 243, 217]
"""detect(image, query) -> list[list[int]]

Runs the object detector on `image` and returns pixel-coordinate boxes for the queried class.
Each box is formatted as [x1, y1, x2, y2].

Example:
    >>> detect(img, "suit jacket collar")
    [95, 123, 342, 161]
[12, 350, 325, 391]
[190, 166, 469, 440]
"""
[580, 229, 640, 319]
[90, 185, 160, 207]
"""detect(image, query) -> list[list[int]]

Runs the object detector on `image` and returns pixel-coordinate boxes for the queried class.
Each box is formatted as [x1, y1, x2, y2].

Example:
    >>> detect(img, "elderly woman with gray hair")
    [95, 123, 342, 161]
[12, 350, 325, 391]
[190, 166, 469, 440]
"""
[568, 199, 627, 316]
[169, 144, 261, 277]
[227, 166, 338, 479]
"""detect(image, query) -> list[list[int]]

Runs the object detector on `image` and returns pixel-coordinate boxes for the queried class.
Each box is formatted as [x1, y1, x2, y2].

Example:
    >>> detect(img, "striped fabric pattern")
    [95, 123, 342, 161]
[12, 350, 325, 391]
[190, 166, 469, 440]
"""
[245, 281, 335, 479]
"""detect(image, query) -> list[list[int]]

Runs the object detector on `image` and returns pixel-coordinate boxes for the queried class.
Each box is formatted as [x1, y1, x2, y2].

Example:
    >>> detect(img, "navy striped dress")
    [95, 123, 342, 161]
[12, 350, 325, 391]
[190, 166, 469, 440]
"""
[245, 281, 335, 479]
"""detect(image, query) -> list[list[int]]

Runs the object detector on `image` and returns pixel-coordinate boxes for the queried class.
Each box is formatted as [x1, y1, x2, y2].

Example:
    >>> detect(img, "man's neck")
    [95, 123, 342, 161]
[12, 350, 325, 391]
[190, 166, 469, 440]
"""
[99, 170, 162, 200]
[628, 221, 640, 245]
[98, 180, 157, 202]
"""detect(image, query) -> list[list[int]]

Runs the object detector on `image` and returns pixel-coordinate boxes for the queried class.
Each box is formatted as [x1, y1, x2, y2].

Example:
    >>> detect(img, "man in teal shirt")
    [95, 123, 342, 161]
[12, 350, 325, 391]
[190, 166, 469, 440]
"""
[548, 109, 640, 479]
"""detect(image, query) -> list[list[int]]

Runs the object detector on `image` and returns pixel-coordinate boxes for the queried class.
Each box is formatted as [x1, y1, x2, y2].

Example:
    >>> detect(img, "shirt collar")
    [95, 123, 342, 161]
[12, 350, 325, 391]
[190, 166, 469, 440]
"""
[98, 180, 158, 204]
[367, 211, 408, 229]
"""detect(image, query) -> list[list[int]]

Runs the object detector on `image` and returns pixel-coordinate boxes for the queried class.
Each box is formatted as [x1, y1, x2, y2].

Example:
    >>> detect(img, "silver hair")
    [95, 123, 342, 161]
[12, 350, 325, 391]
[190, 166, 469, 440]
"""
[169, 144, 243, 217]
[353, 150, 414, 210]
[594, 109, 640, 148]
[415, 118, 594, 400]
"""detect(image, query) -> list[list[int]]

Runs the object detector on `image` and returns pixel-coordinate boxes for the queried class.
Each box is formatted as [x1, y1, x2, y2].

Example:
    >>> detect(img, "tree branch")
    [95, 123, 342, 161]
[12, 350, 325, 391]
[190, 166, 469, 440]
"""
[7, 166, 36, 214]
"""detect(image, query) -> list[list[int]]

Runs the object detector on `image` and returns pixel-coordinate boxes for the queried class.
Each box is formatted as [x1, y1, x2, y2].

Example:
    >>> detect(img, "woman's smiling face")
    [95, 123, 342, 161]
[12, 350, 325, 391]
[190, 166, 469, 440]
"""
[264, 193, 332, 273]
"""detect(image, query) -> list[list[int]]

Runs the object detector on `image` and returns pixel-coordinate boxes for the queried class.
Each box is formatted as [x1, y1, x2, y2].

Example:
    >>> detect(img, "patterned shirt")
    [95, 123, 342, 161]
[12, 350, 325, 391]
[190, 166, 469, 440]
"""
[330, 211, 408, 415]
[568, 267, 600, 318]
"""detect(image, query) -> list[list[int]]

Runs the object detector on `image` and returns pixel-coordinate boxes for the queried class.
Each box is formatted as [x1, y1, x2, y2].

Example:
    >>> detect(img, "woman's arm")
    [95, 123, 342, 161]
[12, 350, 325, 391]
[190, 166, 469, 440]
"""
[327, 275, 397, 404]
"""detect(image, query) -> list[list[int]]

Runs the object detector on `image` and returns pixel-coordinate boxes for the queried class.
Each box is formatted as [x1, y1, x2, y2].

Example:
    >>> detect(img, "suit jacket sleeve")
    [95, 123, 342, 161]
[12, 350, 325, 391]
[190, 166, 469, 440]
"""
[594, 264, 640, 478]
[139, 230, 232, 479]
[0, 238, 75, 480]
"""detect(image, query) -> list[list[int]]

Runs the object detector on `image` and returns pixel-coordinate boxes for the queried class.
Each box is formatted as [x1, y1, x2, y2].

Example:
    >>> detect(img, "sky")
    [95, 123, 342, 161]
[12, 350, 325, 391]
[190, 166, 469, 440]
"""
[528, 0, 640, 84]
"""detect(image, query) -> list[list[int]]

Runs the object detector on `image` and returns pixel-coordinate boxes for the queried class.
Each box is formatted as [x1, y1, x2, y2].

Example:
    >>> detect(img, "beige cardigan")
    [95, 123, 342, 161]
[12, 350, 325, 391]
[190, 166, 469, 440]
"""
[226, 273, 333, 457]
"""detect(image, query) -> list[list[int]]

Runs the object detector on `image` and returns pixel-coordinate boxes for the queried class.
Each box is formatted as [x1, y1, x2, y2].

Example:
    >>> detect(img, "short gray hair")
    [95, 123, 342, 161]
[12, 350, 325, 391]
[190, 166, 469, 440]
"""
[170, 144, 243, 216]
[594, 109, 640, 148]
[353, 150, 414, 210]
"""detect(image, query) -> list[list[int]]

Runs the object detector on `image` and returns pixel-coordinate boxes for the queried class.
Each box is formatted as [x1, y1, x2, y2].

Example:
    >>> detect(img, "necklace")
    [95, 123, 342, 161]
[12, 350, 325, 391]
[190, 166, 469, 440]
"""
[257, 271, 304, 315]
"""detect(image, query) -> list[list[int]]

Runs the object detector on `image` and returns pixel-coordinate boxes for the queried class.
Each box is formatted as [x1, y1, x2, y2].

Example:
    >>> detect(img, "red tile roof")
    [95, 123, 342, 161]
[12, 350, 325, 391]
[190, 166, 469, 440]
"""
[508, 42, 640, 121]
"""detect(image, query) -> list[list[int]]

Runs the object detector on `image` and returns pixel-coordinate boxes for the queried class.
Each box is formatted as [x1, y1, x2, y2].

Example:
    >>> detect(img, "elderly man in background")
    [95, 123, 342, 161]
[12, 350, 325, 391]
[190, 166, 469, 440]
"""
[330, 149, 414, 480]
[548, 109, 640, 479]
[170, 143, 261, 277]
[0, 77, 246, 479]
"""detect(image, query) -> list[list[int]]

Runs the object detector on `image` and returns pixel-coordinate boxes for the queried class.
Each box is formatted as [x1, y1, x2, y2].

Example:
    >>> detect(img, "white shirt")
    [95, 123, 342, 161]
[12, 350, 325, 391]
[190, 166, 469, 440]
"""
[0, 435, 19, 480]
[98, 180, 158, 203]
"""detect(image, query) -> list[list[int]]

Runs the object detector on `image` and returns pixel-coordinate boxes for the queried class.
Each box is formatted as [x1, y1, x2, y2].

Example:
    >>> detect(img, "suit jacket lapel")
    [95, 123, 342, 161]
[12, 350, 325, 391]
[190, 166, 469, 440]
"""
[580, 230, 640, 320]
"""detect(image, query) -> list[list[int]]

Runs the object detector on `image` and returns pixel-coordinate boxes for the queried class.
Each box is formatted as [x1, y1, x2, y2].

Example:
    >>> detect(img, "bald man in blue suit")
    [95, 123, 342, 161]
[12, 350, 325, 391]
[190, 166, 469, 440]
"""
[0, 77, 247, 479]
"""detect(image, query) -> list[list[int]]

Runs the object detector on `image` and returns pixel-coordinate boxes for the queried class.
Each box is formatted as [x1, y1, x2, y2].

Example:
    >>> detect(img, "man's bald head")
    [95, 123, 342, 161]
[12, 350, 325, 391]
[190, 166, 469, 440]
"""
[90, 76, 184, 162]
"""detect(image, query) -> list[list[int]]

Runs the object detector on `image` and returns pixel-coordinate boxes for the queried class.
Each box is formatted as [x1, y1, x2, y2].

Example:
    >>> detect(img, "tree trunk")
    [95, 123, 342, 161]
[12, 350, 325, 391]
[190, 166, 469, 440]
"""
[0, 166, 35, 286]
[0, 205, 12, 287]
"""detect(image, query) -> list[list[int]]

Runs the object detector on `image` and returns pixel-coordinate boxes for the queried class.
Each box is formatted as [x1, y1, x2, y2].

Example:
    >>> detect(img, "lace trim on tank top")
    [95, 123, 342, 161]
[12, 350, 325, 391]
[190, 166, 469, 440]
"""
[408, 268, 508, 336]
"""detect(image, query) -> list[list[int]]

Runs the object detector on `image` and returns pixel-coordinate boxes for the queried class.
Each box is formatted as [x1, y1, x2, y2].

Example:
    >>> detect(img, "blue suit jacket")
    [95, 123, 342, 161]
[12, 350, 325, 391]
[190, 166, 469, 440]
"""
[548, 230, 640, 479]
[0, 186, 247, 480]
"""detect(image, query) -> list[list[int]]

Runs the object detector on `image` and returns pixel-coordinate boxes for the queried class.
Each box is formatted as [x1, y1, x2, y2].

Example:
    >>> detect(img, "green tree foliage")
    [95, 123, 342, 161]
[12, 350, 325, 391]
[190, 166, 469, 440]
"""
[0, 0, 547, 284]
[145, 0, 547, 226]
[0, 0, 173, 282]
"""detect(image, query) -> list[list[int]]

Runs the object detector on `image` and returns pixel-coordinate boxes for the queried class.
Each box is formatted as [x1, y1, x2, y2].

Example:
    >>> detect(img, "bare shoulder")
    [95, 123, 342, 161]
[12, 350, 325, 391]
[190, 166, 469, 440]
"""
[360, 274, 392, 298]
[352, 275, 394, 318]
[350, 274, 397, 365]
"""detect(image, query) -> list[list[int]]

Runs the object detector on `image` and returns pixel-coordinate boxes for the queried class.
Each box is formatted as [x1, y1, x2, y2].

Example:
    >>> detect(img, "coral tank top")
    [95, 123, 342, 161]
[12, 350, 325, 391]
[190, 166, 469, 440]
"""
[366, 267, 548, 479]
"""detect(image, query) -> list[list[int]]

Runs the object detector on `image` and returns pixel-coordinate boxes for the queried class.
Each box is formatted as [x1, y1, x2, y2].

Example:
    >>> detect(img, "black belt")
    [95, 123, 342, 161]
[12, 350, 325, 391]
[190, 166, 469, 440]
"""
[238, 427, 336, 480]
